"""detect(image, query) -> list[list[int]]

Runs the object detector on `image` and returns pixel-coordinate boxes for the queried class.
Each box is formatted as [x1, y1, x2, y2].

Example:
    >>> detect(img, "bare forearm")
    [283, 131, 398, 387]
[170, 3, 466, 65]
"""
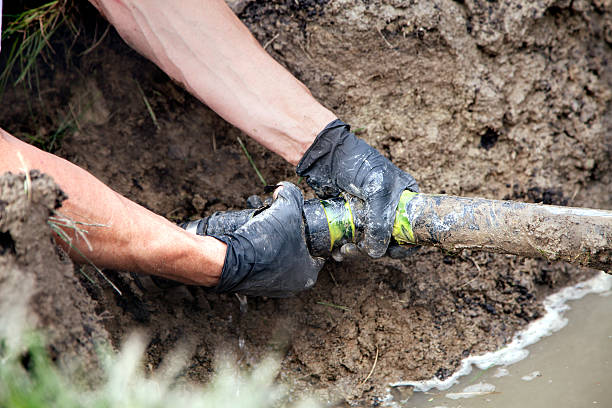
[90, 0, 336, 165]
[0, 129, 224, 286]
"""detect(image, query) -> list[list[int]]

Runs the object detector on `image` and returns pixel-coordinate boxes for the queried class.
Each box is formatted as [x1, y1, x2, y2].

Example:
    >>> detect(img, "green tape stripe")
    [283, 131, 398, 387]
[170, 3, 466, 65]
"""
[392, 191, 418, 245]
[321, 199, 355, 251]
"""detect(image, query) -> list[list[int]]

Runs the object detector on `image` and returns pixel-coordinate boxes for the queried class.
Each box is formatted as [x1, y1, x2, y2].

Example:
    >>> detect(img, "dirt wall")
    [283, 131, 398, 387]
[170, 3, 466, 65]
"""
[0, 172, 109, 383]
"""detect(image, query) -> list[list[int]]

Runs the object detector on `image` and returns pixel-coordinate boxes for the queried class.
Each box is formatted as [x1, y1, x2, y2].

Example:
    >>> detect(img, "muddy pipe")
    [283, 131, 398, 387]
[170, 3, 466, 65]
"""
[182, 192, 612, 271]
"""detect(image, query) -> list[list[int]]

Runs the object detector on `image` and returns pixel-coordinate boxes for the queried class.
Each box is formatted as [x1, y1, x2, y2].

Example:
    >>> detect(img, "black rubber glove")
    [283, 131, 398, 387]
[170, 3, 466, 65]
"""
[210, 182, 324, 297]
[296, 119, 419, 258]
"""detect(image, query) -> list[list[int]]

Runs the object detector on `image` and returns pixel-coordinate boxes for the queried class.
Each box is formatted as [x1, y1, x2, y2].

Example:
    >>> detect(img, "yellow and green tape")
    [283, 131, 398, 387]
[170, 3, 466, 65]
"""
[319, 190, 418, 251]
[321, 198, 356, 251]
[392, 191, 418, 245]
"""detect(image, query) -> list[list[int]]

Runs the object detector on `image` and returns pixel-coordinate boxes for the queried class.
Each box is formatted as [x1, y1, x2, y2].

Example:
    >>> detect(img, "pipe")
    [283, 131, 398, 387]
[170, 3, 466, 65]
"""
[395, 193, 612, 271]
[182, 192, 612, 271]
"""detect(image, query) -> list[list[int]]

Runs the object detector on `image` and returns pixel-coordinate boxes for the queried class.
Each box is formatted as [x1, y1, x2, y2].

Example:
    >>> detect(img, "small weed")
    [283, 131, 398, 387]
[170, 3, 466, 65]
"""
[135, 80, 160, 130]
[237, 136, 267, 186]
[316, 301, 351, 311]
[353, 127, 366, 134]
[22, 110, 78, 152]
[16, 153, 32, 201]
[0, 1, 73, 95]
[48, 211, 121, 295]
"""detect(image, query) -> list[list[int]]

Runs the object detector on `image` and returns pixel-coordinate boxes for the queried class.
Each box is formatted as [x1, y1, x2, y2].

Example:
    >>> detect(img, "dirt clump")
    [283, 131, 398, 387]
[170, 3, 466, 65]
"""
[0, 0, 610, 404]
[0, 171, 110, 383]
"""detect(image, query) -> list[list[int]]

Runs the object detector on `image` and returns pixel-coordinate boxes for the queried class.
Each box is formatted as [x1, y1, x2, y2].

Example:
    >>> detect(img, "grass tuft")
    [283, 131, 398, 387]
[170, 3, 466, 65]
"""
[47, 211, 121, 295]
[316, 301, 351, 312]
[17, 153, 32, 201]
[0, 1, 73, 95]
[135, 80, 160, 130]
[0, 322, 319, 408]
[237, 136, 267, 186]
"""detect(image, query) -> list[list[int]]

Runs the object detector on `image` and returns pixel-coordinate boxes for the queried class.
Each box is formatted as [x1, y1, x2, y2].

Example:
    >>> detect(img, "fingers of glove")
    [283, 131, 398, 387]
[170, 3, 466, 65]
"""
[271, 181, 304, 208]
[403, 172, 420, 193]
[358, 193, 396, 258]
[332, 243, 361, 262]
[214, 181, 322, 297]
[305, 177, 342, 199]
[310, 256, 326, 272]
[245, 182, 303, 246]
[246, 195, 264, 209]
[357, 166, 417, 258]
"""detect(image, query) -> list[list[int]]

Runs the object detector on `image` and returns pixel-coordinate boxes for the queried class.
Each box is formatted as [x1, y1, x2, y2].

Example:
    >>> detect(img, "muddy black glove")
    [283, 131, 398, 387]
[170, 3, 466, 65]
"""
[210, 182, 324, 297]
[297, 119, 419, 258]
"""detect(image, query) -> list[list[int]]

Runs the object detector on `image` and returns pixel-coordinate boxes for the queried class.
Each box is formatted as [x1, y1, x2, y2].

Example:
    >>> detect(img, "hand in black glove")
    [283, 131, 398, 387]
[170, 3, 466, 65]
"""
[211, 182, 324, 297]
[297, 119, 419, 258]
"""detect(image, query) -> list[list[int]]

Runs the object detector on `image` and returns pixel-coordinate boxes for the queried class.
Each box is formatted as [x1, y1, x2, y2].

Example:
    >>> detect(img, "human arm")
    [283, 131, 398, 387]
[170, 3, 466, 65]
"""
[90, 0, 419, 258]
[1, 129, 323, 295]
[0, 128, 226, 286]
[88, 0, 336, 165]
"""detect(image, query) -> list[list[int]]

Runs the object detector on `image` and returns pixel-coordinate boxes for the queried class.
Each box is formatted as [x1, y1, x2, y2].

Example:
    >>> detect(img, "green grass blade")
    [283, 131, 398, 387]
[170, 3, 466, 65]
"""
[237, 136, 267, 186]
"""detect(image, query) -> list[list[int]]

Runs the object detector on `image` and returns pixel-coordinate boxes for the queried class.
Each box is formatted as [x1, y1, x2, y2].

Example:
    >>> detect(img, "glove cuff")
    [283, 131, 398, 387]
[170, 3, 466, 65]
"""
[296, 118, 348, 176]
[296, 119, 353, 198]
[208, 234, 253, 294]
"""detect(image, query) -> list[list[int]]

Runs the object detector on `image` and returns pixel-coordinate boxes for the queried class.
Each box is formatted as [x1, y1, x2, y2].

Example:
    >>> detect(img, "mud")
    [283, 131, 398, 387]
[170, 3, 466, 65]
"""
[0, 172, 109, 383]
[0, 0, 611, 404]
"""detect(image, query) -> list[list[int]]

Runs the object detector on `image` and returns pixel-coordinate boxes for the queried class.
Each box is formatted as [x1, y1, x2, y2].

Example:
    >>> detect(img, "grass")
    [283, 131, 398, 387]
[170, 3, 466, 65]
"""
[17, 152, 32, 201]
[1, 1, 82, 152]
[237, 136, 267, 186]
[47, 210, 121, 295]
[135, 80, 160, 130]
[24, 109, 79, 152]
[0, 323, 318, 408]
[0, 1, 74, 95]
[316, 301, 351, 312]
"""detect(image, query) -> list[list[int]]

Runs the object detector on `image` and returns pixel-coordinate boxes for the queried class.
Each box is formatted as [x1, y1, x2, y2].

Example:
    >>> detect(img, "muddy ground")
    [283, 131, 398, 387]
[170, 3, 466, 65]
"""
[1, 0, 611, 404]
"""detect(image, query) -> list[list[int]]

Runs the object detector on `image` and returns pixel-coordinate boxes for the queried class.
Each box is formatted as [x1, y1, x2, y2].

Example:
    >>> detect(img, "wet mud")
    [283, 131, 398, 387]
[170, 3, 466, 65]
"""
[0, 172, 109, 382]
[0, 0, 611, 404]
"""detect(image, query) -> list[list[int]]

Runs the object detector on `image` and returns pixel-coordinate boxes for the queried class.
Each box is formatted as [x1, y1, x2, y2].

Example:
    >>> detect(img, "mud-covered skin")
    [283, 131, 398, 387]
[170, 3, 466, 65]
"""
[297, 119, 418, 258]
[211, 182, 324, 297]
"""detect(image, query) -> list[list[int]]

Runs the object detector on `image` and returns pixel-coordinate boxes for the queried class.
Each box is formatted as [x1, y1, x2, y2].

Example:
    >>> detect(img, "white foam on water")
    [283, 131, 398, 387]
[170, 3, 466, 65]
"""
[521, 370, 541, 381]
[445, 382, 496, 400]
[493, 367, 509, 378]
[389, 272, 612, 393]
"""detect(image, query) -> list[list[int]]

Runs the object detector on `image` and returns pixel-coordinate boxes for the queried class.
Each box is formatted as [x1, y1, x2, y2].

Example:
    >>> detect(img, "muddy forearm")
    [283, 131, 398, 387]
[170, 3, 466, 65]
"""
[0, 129, 224, 285]
[89, 0, 336, 165]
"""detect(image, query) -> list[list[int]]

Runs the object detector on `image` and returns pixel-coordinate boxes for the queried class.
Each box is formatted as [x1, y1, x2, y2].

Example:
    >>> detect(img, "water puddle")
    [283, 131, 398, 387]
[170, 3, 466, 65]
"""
[388, 272, 612, 407]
